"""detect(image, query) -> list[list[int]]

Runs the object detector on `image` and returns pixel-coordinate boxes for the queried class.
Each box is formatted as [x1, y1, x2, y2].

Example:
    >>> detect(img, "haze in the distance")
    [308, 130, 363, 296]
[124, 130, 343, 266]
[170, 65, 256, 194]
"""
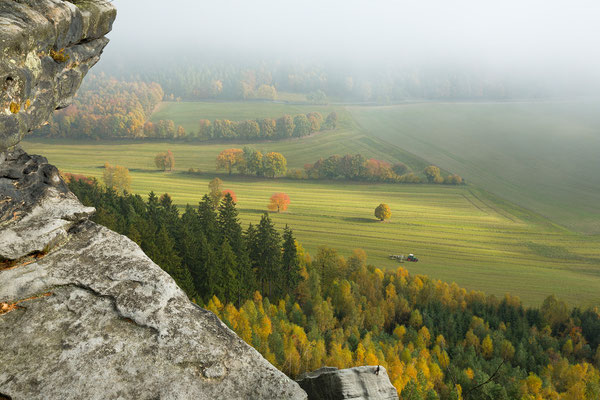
[100, 0, 600, 95]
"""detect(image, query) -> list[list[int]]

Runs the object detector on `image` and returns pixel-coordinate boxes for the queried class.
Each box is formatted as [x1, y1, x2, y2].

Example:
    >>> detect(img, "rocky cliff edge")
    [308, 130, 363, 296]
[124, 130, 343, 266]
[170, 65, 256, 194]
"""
[0, 1, 306, 399]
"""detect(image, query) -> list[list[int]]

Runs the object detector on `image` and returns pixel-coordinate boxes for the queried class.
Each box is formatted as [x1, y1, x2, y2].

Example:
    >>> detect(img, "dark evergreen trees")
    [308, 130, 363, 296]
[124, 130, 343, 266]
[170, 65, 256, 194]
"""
[282, 225, 300, 297]
[255, 213, 282, 299]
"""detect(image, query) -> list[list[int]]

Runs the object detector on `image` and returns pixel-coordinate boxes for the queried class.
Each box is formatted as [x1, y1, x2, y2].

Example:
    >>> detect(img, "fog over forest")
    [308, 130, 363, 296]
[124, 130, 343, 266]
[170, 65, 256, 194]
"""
[99, 0, 600, 97]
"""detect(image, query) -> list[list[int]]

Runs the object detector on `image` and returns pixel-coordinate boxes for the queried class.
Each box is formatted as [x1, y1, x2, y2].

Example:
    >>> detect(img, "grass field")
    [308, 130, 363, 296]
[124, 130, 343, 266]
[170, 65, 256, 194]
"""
[349, 101, 600, 234]
[22, 100, 600, 306]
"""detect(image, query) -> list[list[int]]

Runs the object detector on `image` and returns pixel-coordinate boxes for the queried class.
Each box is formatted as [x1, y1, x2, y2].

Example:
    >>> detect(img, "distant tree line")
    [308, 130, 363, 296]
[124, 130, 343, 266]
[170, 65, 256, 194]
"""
[104, 62, 542, 102]
[211, 148, 463, 184]
[33, 73, 338, 142]
[295, 156, 463, 184]
[195, 111, 337, 141]
[66, 175, 600, 399]
[216, 148, 288, 177]
[34, 74, 165, 139]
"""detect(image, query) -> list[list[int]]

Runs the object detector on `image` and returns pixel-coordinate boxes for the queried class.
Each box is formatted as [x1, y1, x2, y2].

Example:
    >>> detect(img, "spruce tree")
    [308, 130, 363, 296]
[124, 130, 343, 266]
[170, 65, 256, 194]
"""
[245, 223, 259, 269]
[218, 193, 255, 304]
[198, 235, 217, 300]
[282, 225, 300, 297]
[256, 213, 282, 299]
[198, 194, 218, 245]
[217, 240, 239, 304]
[146, 191, 161, 227]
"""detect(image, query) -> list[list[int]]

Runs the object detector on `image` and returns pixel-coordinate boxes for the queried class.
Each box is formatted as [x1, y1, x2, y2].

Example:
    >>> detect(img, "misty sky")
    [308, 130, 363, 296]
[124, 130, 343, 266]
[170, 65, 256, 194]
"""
[103, 0, 600, 79]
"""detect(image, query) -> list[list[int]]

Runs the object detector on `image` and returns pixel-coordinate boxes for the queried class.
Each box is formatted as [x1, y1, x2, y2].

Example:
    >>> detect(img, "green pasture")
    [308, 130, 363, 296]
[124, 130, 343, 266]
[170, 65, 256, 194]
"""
[348, 101, 600, 234]
[22, 143, 600, 307]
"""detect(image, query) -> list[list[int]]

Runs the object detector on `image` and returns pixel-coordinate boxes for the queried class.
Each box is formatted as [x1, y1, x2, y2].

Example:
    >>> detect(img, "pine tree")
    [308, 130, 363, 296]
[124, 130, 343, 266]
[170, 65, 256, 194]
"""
[198, 194, 218, 245]
[217, 193, 244, 254]
[218, 193, 255, 303]
[146, 191, 161, 219]
[217, 240, 239, 304]
[282, 225, 300, 297]
[256, 213, 282, 299]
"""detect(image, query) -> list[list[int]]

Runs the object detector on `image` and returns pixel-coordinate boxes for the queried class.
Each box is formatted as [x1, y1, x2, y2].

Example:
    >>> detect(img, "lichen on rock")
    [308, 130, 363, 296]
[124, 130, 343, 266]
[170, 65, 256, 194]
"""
[0, 0, 117, 151]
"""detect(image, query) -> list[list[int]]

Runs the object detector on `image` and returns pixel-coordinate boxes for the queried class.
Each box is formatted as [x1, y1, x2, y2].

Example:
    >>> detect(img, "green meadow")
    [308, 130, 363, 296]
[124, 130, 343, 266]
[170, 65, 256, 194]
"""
[22, 100, 600, 306]
[349, 101, 600, 234]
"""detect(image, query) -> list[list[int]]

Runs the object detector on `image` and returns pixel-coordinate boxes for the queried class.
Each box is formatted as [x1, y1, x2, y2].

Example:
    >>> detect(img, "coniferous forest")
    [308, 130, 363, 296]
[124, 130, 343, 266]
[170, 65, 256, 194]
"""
[68, 177, 600, 400]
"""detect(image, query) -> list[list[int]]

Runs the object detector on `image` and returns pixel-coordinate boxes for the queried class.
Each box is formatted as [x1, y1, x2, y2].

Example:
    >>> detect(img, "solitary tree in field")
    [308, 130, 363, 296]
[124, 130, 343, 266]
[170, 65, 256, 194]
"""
[374, 203, 391, 221]
[208, 177, 224, 209]
[216, 148, 244, 175]
[154, 150, 175, 171]
[222, 189, 237, 203]
[103, 162, 131, 194]
[268, 193, 290, 213]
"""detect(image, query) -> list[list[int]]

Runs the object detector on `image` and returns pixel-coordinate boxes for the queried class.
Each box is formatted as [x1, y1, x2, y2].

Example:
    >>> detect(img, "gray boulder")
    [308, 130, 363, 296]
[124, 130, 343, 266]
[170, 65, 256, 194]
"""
[297, 366, 398, 400]
[0, 0, 117, 151]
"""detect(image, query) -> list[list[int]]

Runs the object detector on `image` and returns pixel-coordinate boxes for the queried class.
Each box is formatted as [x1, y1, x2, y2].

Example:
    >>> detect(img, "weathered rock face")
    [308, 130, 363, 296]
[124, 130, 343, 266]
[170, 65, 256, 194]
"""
[0, 149, 306, 399]
[297, 366, 399, 400]
[0, 1, 306, 399]
[0, 0, 116, 151]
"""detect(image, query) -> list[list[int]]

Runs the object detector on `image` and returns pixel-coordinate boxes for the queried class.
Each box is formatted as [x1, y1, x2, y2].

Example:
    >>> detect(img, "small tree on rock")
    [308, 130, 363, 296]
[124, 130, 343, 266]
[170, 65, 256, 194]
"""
[374, 203, 391, 221]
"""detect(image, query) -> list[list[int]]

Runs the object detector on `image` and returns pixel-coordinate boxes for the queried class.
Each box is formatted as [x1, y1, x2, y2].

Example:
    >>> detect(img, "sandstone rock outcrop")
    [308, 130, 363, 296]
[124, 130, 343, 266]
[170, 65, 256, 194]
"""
[297, 366, 399, 400]
[0, 0, 116, 151]
[0, 1, 306, 399]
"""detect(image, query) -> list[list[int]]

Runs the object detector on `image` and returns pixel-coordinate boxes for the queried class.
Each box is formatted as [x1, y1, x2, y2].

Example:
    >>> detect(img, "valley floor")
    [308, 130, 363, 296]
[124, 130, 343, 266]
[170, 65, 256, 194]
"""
[23, 99, 600, 307]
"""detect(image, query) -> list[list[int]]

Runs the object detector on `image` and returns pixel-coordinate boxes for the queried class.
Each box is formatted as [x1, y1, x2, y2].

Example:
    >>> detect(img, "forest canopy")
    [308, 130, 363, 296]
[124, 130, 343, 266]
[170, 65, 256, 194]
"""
[66, 175, 600, 400]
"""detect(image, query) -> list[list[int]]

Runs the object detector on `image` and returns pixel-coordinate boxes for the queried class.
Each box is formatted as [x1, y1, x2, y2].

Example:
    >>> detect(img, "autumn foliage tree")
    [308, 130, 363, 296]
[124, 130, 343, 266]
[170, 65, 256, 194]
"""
[268, 193, 290, 213]
[374, 203, 391, 221]
[216, 148, 244, 175]
[222, 189, 237, 203]
[154, 150, 175, 171]
[262, 152, 287, 178]
[208, 177, 224, 209]
[424, 165, 443, 183]
[102, 162, 131, 193]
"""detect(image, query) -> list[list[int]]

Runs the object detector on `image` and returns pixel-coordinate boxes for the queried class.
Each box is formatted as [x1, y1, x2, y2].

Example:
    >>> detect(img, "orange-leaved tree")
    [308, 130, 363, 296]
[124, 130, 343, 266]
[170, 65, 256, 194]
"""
[222, 189, 237, 203]
[216, 148, 244, 175]
[268, 193, 290, 213]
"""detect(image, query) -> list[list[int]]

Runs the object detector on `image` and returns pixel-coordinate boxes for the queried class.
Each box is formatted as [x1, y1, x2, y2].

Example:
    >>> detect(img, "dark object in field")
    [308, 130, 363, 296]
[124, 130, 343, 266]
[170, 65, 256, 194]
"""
[388, 253, 419, 262]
